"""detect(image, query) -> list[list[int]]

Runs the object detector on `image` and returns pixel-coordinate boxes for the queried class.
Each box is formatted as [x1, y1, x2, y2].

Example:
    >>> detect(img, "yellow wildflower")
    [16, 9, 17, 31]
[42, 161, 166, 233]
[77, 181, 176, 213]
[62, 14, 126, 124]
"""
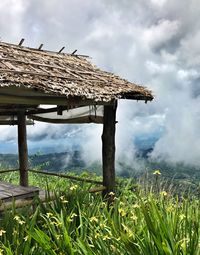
[0, 229, 6, 236]
[24, 236, 28, 241]
[166, 205, 173, 212]
[160, 191, 168, 196]
[118, 208, 126, 217]
[153, 170, 161, 175]
[55, 221, 62, 227]
[68, 213, 77, 222]
[50, 221, 57, 226]
[103, 235, 111, 241]
[60, 196, 68, 203]
[46, 212, 53, 218]
[100, 223, 106, 229]
[94, 232, 100, 239]
[180, 238, 189, 250]
[108, 192, 115, 196]
[180, 214, 186, 221]
[100, 202, 106, 208]
[71, 213, 77, 218]
[12, 229, 18, 235]
[70, 185, 78, 191]
[94, 233, 100, 239]
[50, 217, 62, 226]
[19, 220, 25, 225]
[130, 213, 138, 221]
[14, 215, 25, 225]
[14, 215, 20, 221]
[122, 224, 133, 237]
[56, 234, 62, 240]
[90, 216, 98, 223]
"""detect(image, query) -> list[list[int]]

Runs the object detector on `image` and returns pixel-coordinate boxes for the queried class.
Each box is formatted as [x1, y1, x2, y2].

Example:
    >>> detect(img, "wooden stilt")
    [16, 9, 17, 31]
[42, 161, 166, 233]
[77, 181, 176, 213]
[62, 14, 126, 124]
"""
[102, 101, 117, 198]
[17, 111, 28, 186]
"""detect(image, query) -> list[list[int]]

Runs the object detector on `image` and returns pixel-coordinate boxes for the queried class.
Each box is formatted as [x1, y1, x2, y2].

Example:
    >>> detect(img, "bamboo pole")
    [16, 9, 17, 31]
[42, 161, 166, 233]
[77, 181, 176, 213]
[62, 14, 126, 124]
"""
[29, 169, 103, 185]
[0, 169, 18, 174]
[17, 111, 28, 186]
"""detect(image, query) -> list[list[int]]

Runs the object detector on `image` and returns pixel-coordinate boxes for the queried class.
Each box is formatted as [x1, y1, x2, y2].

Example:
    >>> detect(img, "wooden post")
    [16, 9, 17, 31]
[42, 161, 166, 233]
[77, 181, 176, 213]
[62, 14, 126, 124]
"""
[17, 111, 28, 186]
[102, 101, 117, 198]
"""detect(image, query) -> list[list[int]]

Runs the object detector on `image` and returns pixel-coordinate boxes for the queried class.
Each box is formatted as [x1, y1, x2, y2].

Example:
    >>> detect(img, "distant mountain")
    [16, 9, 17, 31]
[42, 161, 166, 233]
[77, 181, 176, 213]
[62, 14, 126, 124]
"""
[0, 151, 85, 172]
[0, 154, 18, 169]
[0, 144, 200, 182]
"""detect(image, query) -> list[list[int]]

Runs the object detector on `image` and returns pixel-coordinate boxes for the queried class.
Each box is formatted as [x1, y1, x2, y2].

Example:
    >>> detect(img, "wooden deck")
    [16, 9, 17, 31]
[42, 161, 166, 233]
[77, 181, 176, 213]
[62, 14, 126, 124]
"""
[0, 181, 39, 202]
[0, 181, 53, 212]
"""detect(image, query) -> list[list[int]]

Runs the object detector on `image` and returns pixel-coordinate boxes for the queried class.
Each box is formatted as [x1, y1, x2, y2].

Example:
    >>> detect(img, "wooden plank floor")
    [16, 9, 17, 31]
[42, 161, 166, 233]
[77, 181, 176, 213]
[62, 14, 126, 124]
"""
[0, 190, 55, 212]
[0, 181, 39, 202]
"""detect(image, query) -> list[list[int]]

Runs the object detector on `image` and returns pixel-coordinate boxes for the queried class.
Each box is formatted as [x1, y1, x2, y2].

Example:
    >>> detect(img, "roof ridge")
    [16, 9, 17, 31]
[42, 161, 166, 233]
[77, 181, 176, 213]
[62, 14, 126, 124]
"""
[0, 41, 89, 59]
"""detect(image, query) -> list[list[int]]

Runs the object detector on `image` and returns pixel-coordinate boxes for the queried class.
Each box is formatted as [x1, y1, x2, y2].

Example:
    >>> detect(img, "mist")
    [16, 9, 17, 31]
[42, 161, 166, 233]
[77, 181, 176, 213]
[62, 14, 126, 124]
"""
[0, 0, 200, 167]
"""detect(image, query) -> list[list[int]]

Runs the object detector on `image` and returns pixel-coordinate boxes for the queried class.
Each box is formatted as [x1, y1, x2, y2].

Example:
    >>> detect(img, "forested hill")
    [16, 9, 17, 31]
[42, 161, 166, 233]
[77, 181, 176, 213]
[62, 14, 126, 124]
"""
[0, 151, 200, 182]
[0, 151, 85, 172]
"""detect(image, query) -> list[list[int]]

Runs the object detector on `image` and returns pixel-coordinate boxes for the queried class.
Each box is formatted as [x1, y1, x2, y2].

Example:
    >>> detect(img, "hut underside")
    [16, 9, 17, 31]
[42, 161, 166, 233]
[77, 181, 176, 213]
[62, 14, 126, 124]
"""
[0, 41, 153, 200]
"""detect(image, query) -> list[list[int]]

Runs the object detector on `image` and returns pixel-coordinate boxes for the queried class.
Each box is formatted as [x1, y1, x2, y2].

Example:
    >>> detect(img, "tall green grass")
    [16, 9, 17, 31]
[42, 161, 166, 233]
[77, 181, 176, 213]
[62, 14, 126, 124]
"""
[0, 172, 199, 254]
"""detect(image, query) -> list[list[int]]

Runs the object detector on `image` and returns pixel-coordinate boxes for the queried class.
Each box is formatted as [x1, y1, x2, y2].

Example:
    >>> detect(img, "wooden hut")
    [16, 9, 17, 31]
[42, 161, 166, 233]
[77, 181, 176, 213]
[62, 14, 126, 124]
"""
[0, 40, 153, 197]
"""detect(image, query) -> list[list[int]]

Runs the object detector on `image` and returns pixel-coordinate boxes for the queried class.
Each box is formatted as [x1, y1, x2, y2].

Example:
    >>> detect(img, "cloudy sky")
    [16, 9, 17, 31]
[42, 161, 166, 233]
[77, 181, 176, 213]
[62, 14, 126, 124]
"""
[0, 0, 200, 166]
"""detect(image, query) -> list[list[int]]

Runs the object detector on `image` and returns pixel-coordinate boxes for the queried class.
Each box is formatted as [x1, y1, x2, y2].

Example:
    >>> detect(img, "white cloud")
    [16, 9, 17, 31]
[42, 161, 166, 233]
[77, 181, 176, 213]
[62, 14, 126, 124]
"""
[151, 98, 200, 165]
[0, 0, 27, 41]
[142, 19, 180, 49]
[151, 0, 167, 7]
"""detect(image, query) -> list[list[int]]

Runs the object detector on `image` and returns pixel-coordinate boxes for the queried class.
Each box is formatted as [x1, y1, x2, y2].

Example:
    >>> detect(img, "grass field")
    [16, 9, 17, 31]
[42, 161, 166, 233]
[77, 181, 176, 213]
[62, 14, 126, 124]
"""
[0, 171, 199, 255]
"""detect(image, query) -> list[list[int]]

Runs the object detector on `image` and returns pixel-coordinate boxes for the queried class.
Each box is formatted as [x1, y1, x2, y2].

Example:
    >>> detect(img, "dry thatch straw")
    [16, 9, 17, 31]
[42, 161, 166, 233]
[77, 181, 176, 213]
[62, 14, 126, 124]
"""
[0, 41, 153, 103]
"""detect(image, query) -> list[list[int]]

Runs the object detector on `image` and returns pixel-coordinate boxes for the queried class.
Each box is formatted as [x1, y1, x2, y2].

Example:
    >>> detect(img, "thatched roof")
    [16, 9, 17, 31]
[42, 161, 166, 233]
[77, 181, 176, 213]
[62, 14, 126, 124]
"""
[0, 41, 153, 103]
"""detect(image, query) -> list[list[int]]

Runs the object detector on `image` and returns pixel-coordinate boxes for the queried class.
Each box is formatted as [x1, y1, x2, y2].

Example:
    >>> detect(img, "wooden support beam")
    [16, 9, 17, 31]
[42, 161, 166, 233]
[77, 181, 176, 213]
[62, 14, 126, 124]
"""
[29, 114, 103, 124]
[102, 102, 117, 198]
[0, 93, 113, 106]
[17, 111, 28, 186]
